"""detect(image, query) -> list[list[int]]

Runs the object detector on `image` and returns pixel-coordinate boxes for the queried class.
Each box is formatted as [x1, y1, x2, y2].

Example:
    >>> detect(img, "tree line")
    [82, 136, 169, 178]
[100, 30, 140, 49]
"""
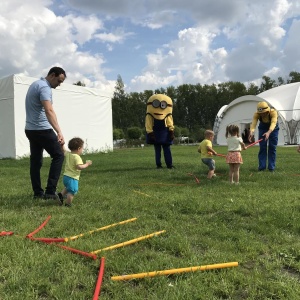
[112, 71, 300, 142]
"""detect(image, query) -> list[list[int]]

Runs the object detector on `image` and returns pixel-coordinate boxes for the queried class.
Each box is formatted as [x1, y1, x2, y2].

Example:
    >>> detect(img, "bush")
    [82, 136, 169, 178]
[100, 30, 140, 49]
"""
[174, 127, 181, 137]
[127, 127, 143, 139]
[113, 128, 124, 140]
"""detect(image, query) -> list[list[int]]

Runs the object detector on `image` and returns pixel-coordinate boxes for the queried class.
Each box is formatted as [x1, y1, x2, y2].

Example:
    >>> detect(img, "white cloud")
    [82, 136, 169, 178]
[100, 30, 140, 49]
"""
[280, 19, 300, 72]
[94, 30, 133, 43]
[1, 0, 300, 95]
[0, 0, 114, 92]
[65, 14, 103, 45]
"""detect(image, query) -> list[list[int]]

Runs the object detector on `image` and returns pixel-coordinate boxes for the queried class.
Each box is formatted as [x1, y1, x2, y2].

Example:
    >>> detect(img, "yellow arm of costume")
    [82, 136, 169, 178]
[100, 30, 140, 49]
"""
[249, 113, 259, 134]
[165, 115, 174, 131]
[269, 109, 278, 131]
[145, 114, 154, 133]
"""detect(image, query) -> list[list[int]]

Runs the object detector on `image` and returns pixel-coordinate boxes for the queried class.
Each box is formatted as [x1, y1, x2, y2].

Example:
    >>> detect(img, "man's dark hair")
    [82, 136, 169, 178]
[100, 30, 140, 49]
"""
[48, 66, 67, 78]
[68, 137, 84, 151]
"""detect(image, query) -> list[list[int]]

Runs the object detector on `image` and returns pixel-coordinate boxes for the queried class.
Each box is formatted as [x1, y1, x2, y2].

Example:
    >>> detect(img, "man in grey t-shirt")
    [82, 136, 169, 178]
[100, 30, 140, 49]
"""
[25, 66, 66, 200]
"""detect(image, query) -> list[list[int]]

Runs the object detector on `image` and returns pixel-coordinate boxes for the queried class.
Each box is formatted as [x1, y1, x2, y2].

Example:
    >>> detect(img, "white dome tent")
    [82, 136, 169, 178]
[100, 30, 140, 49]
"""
[213, 82, 300, 145]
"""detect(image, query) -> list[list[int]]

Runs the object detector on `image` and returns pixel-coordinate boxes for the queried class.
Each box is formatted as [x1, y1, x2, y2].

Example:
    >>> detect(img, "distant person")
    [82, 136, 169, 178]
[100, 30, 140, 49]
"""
[58, 137, 92, 207]
[225, 125, 246, 184]
[198, 130, 217, 179]
[243, 128, 249, 143]
[248, 101, 279, 172]
[25, 67, 66, 200]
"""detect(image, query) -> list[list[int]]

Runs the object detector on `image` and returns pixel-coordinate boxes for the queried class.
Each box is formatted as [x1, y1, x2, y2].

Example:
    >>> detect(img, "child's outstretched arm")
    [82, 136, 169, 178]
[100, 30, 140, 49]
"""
[240, 142, 246, 150]
[207, 146, 217, 155]
[76, 160, 92, 170]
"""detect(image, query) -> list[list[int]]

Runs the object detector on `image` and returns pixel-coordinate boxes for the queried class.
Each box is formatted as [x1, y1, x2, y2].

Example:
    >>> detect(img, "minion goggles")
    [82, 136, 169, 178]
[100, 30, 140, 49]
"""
[257, 106, 269, 113]
[147, 99, 172, 109]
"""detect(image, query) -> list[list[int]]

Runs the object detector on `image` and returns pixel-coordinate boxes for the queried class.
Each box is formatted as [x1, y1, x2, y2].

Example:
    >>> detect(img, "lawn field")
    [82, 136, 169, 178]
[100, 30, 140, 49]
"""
[1, 144, 300, 300]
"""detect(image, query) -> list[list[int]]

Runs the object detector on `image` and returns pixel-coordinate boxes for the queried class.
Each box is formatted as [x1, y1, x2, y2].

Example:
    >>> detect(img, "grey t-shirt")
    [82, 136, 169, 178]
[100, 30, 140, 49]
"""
[25, 78, 53, 130]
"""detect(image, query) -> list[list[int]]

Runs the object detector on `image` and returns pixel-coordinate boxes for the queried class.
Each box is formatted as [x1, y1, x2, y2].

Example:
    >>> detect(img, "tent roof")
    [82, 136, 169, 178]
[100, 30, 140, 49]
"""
[218, 82, 300, 122]
[258, 82, 300, 121]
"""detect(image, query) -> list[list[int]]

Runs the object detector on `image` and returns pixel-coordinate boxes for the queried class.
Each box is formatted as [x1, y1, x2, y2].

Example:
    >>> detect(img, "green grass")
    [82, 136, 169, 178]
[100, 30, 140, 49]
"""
[1, 145, 300, 299]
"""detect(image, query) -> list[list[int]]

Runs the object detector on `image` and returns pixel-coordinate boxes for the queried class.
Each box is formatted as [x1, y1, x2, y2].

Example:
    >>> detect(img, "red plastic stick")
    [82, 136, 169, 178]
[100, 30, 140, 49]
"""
[187, 173, 200, 184]
[56, 244, 97, 260]
[0, 231, 14, 236]
[245, 138, 263, 149]
[208, 151, 226, 157]
[26, 216, 51, 238]
[93, 257, 106, 300]
[31, 237, 66, 243]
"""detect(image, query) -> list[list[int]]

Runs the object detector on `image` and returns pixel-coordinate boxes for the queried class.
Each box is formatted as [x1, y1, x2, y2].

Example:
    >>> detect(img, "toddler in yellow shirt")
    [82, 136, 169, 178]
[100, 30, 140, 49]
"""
[58, 137, 92, 207]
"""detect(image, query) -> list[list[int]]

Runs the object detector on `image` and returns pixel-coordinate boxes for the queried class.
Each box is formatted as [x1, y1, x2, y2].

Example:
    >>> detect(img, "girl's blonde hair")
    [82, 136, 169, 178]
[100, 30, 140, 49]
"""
[225, 125, 240, 138]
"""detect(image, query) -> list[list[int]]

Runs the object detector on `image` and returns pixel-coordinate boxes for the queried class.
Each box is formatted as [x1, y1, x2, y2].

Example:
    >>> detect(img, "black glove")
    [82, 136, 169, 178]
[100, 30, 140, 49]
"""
[148, 132, 156, 143]
[169, 131, 174, 140]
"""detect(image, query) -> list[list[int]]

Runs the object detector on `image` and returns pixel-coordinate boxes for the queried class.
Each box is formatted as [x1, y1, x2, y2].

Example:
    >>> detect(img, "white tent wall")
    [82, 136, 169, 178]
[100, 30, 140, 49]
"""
[0, 74, 113, 159]
[213, 96, 286, 145]
[0, 75, 16, 158]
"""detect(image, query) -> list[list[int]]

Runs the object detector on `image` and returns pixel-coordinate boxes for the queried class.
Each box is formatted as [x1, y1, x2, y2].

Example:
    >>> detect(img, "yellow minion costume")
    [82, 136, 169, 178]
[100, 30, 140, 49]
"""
[249, 101, 279, 171]
[145, 94, 175, 168]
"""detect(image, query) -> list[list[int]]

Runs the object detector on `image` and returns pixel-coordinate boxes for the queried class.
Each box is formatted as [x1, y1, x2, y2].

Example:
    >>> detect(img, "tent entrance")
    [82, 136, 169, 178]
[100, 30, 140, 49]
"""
[240, 123, 251, 143]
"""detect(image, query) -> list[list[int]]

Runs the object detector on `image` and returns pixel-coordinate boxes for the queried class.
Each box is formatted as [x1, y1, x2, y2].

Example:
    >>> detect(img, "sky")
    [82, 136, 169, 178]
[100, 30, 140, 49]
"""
[0, 0, 300, 95]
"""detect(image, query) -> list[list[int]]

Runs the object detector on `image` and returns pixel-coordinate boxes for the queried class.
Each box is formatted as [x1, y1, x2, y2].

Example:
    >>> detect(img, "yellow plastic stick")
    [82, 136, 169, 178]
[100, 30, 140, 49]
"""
[111, 262, 238, 281]
[64, 218, 137, 242]
[91, 230, 166, 254]
[133, 190, 151, 197]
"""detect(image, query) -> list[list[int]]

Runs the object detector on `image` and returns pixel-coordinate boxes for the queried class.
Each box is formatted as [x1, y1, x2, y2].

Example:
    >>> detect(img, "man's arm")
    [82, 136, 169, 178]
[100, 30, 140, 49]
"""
[42, 100, 65, 145]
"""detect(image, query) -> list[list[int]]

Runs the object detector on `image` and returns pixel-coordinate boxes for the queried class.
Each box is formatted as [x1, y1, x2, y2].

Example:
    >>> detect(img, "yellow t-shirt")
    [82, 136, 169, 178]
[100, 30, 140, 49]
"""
[63, 151, 83, 180]
[199, 139, 212, 159]
[250, 109, 278, 132]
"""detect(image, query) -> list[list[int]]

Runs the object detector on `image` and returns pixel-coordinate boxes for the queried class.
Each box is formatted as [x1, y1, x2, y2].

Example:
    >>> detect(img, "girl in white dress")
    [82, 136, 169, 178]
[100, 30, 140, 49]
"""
[225, 125, 246, 184]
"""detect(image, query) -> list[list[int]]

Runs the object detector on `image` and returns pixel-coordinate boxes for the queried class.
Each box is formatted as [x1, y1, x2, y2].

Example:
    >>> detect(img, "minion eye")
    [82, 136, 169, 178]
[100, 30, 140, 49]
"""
[152, 99, 160, 108]
[160, 101, 167, 109]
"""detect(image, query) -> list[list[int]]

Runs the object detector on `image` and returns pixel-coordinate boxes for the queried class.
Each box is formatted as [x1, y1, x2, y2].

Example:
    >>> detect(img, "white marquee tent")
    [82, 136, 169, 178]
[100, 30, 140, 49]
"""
[213, 82, 300, 145]
[0, 74, 113, 159]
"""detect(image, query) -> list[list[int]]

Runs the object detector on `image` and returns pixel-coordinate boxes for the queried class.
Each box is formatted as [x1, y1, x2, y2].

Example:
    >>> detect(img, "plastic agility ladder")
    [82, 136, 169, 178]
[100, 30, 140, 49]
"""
[111, 262, 239, 280]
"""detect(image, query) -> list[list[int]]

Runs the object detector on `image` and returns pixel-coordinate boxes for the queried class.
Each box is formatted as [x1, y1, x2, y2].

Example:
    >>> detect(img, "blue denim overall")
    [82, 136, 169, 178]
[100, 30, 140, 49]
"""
[258, 119, 279, 171]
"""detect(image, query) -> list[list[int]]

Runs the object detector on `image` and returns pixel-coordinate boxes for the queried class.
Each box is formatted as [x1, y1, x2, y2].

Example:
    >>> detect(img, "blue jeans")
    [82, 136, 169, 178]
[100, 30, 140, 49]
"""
[201, 158, 215, 170]
[258, 123, 279, 171]
[25, 129, 64, 195]
[154, 144, 172, 167]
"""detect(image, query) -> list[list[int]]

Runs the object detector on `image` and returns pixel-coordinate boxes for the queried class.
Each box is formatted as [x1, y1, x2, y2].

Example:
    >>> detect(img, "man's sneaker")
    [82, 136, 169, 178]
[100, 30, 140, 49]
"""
[44, 193, 62, 205]
[58, 193, 64, 205]
[33, 193, 44, 199]
[65, 203, 72, 208]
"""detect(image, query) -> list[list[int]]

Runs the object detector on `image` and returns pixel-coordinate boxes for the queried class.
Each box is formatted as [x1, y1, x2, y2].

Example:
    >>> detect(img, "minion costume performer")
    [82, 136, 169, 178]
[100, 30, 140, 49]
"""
[249, 101, 279, 172]
[145, 94, 175, 169]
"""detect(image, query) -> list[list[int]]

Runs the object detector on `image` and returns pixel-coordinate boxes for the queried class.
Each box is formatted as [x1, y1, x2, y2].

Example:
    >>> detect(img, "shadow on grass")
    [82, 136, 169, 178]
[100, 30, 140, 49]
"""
[0, 194, 61, 209]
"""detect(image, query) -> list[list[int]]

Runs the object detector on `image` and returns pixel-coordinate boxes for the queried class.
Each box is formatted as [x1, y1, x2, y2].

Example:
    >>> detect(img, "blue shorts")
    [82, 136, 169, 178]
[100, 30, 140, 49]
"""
[63, 175, 79, 195]
[201, 158, 215, 170]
